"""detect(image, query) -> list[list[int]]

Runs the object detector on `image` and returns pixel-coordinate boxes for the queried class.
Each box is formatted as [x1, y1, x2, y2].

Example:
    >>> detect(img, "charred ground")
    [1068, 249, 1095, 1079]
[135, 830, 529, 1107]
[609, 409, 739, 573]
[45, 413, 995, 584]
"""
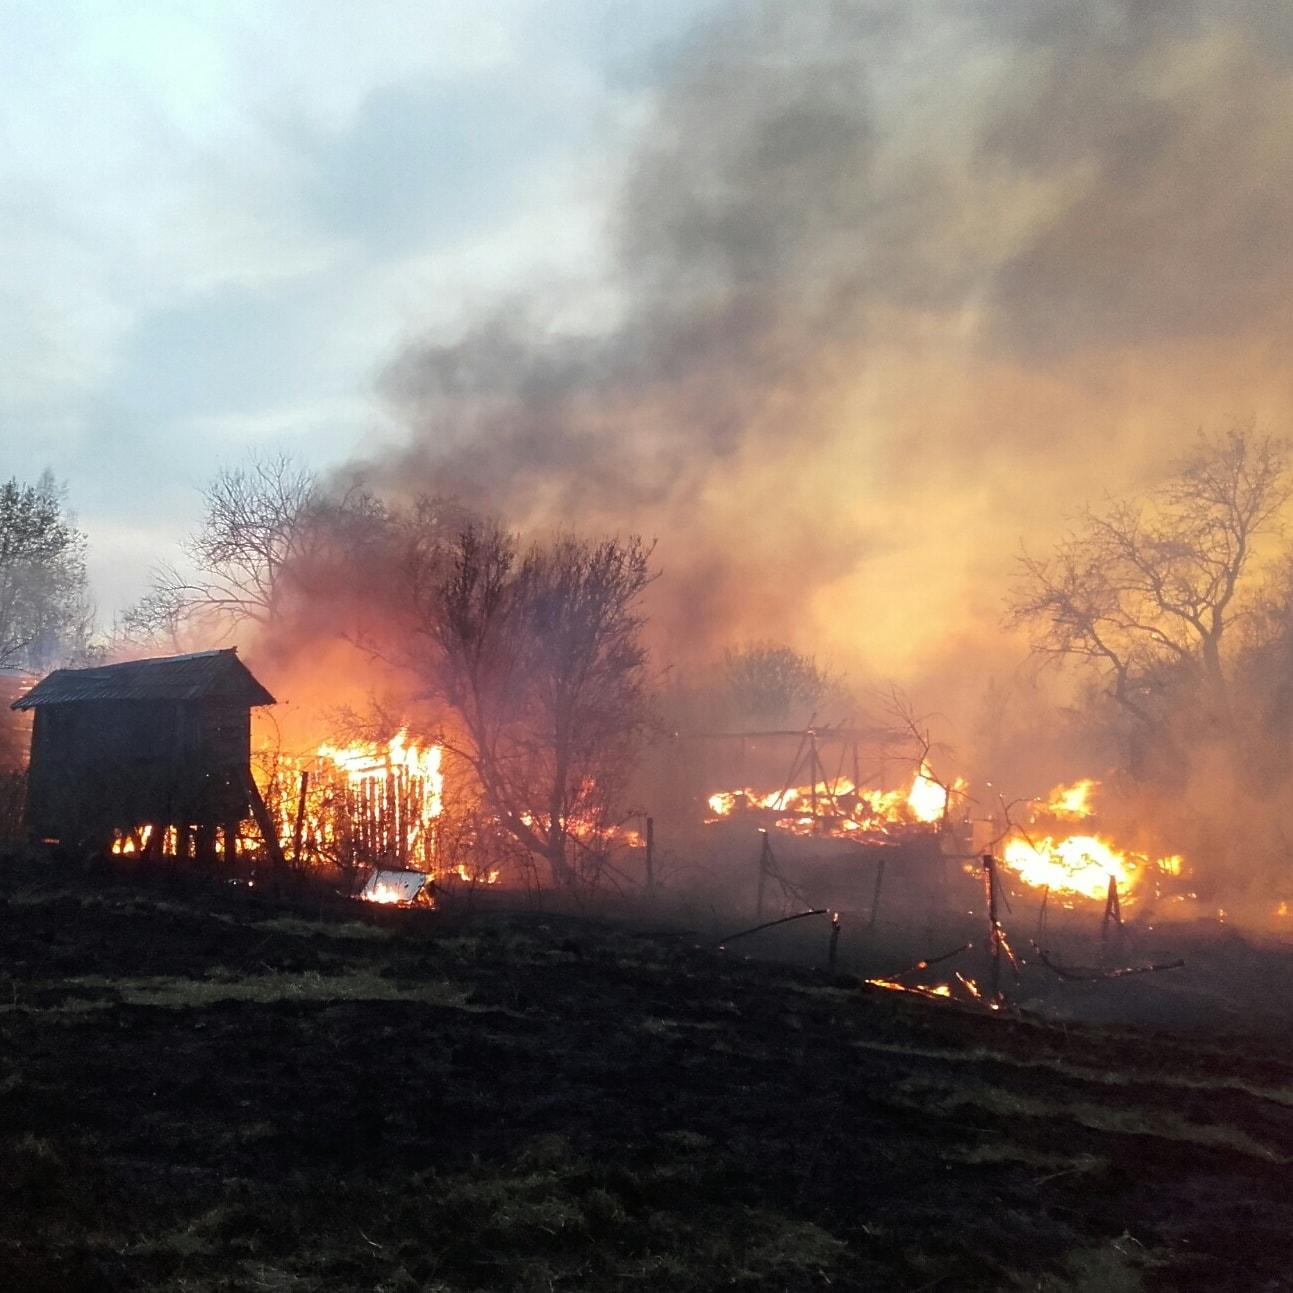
[2, 853, 1292, 1292]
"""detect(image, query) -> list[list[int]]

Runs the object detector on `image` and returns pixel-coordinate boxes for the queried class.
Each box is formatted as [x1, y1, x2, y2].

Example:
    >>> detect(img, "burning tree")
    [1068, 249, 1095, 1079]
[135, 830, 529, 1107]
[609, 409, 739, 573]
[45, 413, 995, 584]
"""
[404, 523, 654, 887]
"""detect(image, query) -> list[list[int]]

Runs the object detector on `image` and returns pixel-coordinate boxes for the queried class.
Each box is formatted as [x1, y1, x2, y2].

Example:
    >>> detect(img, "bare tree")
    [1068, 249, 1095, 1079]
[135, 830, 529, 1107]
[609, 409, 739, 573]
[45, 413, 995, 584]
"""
[719, 642, 844, 726]
[126, 454, 391, 642]
[0, 473, 92, 670]
[405, 522, 654, 886]
[1009, 425, 1288, 743]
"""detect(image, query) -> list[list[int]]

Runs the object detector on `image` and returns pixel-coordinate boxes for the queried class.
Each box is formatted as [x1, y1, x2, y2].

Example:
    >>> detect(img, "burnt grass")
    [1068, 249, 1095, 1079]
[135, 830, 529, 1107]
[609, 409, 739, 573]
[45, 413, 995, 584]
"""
[2, 855, 1293, 1291]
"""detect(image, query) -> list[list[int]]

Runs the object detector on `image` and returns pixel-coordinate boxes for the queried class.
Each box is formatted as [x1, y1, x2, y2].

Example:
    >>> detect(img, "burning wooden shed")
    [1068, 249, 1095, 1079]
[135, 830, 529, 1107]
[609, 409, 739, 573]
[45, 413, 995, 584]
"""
[12, 648, 275, 855]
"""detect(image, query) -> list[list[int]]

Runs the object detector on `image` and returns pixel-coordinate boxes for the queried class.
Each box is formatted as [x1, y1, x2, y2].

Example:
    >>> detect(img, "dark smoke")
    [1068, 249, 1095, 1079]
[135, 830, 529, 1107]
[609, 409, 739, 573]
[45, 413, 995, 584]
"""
[362, 0, 1293, 679]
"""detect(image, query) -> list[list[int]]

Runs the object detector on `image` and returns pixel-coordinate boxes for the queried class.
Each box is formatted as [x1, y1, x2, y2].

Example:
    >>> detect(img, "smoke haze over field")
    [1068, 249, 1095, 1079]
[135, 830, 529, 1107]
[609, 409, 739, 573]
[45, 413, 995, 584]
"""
[371, 0, 1293, 709]
[11, 0, 1293, 898]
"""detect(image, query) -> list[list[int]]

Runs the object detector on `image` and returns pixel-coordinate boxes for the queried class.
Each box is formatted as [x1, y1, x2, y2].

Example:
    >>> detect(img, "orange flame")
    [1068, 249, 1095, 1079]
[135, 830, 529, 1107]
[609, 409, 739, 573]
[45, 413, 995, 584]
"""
[1001, 833, 1136, 902]
[1043, 778, 1097, 820]
[706, 763, 962, 837]
[361, 880, 410, 905]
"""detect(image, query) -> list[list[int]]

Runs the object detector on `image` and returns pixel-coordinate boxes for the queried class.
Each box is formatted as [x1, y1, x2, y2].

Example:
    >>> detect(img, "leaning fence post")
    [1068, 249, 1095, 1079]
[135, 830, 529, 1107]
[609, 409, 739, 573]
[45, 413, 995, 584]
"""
[869, 856, 886, 928]
[644, 815, 655, 893]
[982, 852, 1002, 1004]
[292, 770, 310, 865]
[827, 911, 841, 974]
[1101, 873, 1124, 959]
[756, 829, 770, 919]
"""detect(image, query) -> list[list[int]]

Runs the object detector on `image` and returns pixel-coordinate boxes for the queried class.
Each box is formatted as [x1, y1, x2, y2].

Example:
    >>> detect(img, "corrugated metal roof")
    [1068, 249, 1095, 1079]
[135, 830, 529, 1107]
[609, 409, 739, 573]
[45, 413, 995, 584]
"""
[11, 648, 276, 710]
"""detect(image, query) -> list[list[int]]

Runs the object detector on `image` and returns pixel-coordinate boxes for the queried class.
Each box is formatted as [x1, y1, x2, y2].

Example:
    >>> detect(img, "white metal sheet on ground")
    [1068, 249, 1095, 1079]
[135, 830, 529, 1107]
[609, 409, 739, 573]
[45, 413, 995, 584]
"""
[357, 868, 428, 904]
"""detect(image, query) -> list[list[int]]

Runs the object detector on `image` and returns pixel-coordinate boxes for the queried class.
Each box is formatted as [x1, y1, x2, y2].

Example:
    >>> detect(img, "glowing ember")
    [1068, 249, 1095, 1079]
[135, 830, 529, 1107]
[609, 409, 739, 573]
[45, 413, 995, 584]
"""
[866, 977, 953, 999]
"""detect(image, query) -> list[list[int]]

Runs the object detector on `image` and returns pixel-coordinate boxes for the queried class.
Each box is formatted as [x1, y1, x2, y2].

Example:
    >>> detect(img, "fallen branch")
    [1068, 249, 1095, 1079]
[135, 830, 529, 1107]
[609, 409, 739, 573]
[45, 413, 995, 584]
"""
[717, 908, 828, 947]
[1032, 945, 1185, 982]
[878, 941, 975, 982]
[865, 978, 955, 1001]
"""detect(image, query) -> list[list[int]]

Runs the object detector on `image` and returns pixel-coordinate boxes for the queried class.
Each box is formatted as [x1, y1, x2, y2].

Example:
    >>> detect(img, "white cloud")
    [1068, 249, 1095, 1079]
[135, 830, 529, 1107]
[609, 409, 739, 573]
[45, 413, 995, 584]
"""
[0, 0, 697, 621]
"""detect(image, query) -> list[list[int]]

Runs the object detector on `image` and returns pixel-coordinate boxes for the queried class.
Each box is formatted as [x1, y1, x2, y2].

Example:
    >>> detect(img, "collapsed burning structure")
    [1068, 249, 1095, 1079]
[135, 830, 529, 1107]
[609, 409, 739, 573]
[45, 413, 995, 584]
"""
[8, 644, 1198, 930]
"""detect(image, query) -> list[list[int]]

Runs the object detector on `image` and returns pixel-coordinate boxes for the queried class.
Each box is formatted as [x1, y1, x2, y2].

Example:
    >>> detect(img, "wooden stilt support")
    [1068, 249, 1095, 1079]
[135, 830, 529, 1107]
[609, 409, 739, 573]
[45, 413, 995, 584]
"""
[244, 771, 286, 868]
[196, 823, 217, 864]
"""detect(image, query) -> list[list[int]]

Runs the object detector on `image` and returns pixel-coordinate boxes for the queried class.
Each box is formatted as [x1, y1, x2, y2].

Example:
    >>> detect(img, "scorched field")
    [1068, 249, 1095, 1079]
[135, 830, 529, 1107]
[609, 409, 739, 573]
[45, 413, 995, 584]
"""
[2, 851, 1292, 1292]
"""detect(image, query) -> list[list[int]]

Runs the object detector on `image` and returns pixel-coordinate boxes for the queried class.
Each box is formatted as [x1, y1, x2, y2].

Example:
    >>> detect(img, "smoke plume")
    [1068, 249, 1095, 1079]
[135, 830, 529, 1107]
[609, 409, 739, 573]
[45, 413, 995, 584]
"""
[363, 0, 1293, 722]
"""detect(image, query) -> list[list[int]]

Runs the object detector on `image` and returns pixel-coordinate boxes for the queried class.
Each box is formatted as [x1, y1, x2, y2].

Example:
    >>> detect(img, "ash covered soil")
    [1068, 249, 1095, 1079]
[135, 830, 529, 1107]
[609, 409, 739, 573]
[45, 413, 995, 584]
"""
[2, 856, 1293, 1291]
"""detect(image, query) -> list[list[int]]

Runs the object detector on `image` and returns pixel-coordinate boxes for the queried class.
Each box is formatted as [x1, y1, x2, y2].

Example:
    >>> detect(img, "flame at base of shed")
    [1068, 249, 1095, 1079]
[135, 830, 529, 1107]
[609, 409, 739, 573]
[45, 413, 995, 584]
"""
[106, 723, 502, 896]
[256, 727, 501, 889]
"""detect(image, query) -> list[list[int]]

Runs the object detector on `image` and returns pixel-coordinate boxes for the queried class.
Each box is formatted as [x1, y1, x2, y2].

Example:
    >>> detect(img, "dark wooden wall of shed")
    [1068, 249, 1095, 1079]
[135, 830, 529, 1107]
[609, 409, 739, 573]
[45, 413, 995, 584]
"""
[26, 699, 253, 845]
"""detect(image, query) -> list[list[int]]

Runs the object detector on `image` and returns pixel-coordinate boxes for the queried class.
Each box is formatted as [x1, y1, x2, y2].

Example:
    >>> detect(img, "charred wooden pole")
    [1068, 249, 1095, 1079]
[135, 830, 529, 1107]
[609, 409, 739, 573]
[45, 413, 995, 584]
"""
[291, 770, 309, 865]
[983, 852, 1002, 1004]
[644, 815, 655, 892]
[827, 910, 841, 973]
[808, 729, 819, 831]
[1102, 873, 1124, 957]
[870, 856, 886, 929]
[756, 829, 772, 919]
[1102, 874, 1122, 934]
